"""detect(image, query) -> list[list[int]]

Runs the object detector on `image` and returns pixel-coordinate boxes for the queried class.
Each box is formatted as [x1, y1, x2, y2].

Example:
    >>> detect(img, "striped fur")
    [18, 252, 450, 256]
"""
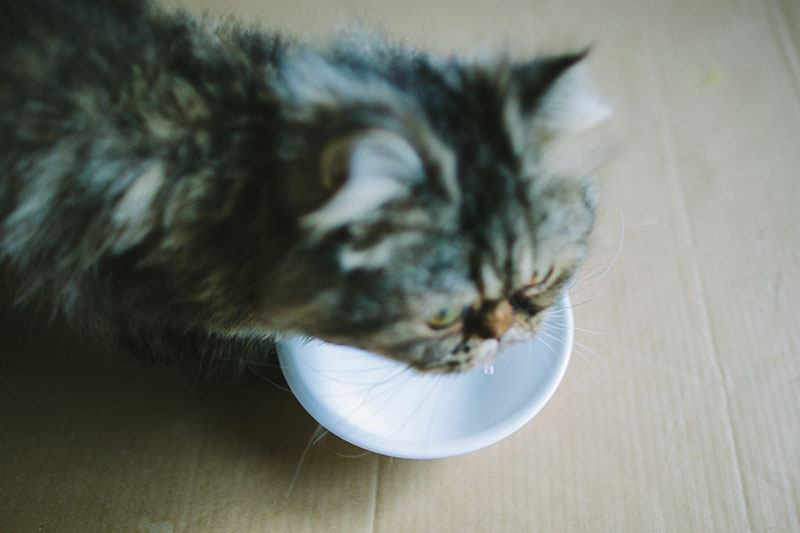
[0, 0, 607, 374]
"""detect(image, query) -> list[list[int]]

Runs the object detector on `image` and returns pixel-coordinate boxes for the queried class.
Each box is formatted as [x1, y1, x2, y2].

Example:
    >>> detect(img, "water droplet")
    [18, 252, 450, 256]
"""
[483, 364, 495, 376]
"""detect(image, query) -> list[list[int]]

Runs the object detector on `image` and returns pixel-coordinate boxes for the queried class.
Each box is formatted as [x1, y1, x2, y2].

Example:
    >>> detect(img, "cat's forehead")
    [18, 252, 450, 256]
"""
[413, 61, 522, 155]
[291, 48, 599, 297]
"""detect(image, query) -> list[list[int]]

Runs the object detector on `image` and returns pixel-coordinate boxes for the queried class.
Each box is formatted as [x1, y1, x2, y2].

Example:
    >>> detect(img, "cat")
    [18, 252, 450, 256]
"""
[0, 0, 609, 376]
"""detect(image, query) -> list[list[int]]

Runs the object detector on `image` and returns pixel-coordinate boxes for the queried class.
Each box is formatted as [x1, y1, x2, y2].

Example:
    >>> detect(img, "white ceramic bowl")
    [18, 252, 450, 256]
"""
[278, 294, 573, 459]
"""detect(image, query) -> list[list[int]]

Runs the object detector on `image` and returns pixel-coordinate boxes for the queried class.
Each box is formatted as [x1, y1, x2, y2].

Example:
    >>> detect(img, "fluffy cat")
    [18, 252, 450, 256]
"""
[0, 0, 609, 375]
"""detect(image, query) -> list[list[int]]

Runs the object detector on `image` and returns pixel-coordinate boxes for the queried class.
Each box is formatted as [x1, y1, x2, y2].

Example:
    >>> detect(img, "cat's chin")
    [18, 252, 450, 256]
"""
[401, 323, 549, 374]
[499, 327, 539, 348]
[406, 338, 499, 374]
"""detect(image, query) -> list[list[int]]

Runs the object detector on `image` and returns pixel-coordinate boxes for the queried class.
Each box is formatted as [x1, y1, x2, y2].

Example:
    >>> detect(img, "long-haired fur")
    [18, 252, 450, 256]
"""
[0, 0, 609, 375]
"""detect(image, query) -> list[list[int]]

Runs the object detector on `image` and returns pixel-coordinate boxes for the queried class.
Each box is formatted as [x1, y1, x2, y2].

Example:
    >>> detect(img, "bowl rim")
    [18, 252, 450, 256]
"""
[278, 294, 573, 459]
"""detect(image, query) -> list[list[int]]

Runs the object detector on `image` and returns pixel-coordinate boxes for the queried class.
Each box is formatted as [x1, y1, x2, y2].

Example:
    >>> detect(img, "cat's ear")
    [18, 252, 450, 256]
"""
[512, 51, 612, 135]
[302, 129, 423, 233]
[510, 52, 611, 179]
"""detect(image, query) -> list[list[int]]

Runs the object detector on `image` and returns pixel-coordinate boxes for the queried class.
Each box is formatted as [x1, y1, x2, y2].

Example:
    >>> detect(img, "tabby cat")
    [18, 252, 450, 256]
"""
[0, 0, 609, 375]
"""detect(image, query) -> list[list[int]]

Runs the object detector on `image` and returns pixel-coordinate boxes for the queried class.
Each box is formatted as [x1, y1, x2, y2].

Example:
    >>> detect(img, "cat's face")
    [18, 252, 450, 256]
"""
[272, 49, 608, 372]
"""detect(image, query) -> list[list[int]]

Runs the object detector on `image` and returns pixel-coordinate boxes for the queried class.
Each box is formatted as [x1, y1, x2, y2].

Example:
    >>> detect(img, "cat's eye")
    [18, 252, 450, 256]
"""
[523, 267, 555, 294]
[426, 305, 464, 330]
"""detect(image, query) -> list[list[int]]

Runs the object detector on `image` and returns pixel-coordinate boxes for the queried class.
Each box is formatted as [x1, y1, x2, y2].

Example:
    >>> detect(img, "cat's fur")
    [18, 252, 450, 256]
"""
[0, 0, 609, 375]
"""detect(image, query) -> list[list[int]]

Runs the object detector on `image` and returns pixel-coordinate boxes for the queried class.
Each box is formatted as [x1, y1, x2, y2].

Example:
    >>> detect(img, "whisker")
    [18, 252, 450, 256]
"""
[326, 445, 372, 459]
[537, 330, 558, 353]
[626, 220, 658, 229]
[573, 326, 612, 336]
[570, 344, 606, 376]
[591, 210, 625, 285]
[568, 265, 607, 293]
[311, 427, 329, 447]
[230, 355, 283, 367]
[573, 340, 610, 365]
[560, 291, 603, 310]
[567, 210, 626, 297]
[572, 340, 612, 375]
[246, 365, 291, 392]
[547, 321, 612, 338]
[287, 424, 328, 497]
[386, 373, 446, 442]
[319, 366, 418, 435]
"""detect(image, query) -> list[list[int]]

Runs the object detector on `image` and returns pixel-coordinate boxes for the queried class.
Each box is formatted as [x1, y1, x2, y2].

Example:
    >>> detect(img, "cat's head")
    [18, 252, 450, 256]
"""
[271, 44, 610, 372]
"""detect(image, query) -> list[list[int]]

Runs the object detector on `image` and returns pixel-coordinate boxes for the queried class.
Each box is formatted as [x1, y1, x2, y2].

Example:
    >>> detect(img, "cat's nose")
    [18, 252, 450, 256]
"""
[474, 299, 514, 339]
